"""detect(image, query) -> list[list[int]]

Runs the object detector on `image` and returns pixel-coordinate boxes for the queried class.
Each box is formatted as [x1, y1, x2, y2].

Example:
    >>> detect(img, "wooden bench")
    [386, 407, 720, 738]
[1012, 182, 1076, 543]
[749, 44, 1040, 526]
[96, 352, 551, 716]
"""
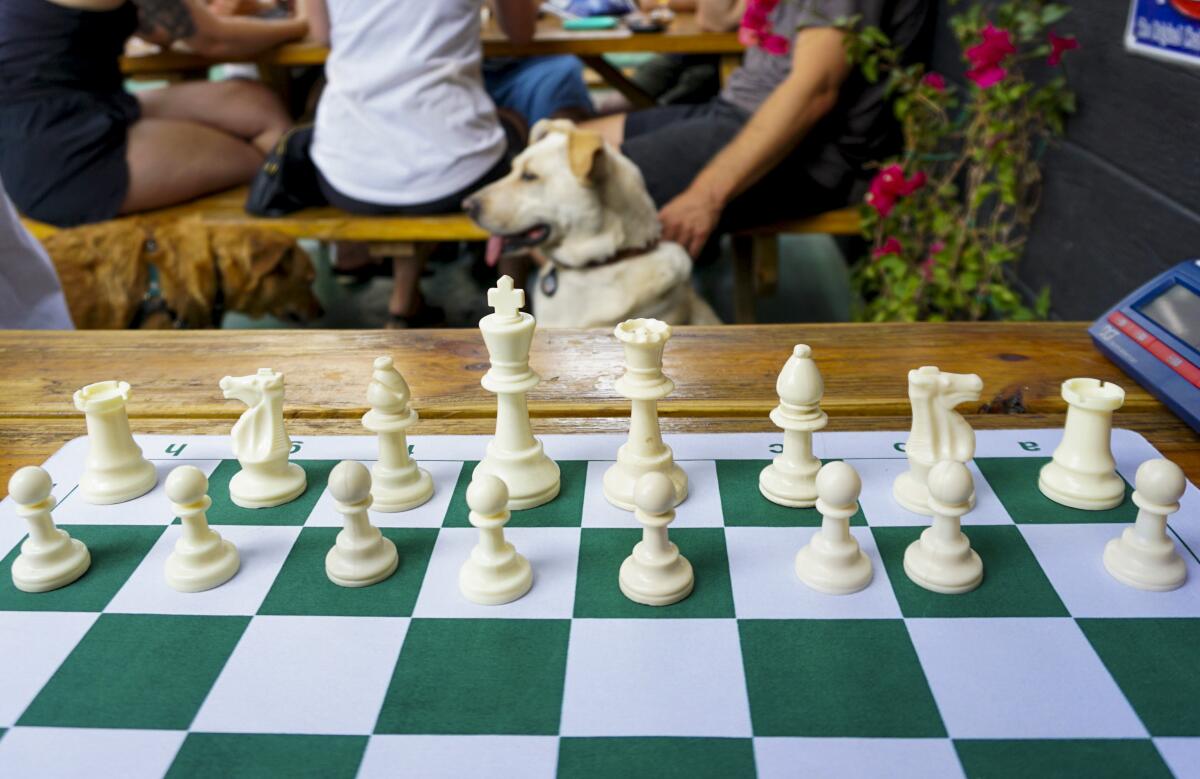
[24, 187, 859, 325]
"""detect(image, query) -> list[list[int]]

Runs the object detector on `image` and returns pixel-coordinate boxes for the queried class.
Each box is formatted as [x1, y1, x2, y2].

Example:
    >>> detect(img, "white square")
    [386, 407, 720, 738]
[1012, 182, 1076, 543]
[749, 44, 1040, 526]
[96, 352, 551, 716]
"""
[560, 618, 752, 737]
[1154, 737, 1200, 779]
[582, 460, 723, 528]
[1020, 524, 1200, 617]
[358, 735, 558, 779]
[305, 460, 462, 528]
[753, 737, 965, 779]
[0, 613, 99, 727]
[906, 617, 1147, 738]
[104, 525, 300, 615]
[0, 505, 26, 559]
[0, 727, 185, 779]
[54, 460, 220, 525]
[412, 528, 578, 619]
[846, 458, 1014, 526]
[725, 527, 901, 618]
[191, 615, 409, 734]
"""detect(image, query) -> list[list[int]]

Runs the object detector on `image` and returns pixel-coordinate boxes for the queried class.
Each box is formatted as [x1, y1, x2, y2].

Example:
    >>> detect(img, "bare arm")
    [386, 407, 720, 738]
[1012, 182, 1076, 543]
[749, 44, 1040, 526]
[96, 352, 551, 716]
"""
[659, 26, 850, 255]
[696, 0, 745, 32]
[305, 0, 329, 45]
[133, 0, 308, 59]
[490, 0, 538, 45]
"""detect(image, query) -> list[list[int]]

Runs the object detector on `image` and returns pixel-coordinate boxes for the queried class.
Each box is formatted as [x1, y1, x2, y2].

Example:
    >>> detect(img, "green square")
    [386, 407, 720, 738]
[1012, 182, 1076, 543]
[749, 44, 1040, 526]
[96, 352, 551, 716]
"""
[443, 460, 587, 527]
[716, 459, 866, 527]
[0, 525, 162, 612]
[18, 613, 248, 729]
[557, 737, 755, 779]
[1079, 618, 1200, 736]
[203, 459, 335, 526]
[167, 733, 368, 779]
[953, 739, 1173, 779]
[738, 619, 945, 737]
[257, 527, 436, 616]
[573, 528, 734, 618]
[374, 618, 569, 734]
[872, 525, 1067, 618]
[975, 457, 1136, 524]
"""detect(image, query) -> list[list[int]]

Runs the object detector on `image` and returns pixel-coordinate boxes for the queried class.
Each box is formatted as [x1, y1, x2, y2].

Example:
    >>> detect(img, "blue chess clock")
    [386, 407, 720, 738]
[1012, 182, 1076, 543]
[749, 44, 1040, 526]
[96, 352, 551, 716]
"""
[1089, 259, 1200, 432]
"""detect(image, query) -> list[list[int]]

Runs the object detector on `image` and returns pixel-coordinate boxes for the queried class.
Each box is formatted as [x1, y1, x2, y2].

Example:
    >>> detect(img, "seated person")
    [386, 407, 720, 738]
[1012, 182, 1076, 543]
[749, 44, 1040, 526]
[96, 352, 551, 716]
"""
[306, 0, 537, 324]
[0, 0, 309, 227]
[485, 56, 594, 125]
[584, 0, 931, 257]
[0, 175, 73, 328]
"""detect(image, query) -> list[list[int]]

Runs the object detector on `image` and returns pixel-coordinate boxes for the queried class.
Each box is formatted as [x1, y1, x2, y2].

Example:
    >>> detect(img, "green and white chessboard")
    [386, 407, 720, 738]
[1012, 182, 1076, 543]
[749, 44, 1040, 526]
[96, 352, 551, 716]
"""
[1, 429, 1198, 779]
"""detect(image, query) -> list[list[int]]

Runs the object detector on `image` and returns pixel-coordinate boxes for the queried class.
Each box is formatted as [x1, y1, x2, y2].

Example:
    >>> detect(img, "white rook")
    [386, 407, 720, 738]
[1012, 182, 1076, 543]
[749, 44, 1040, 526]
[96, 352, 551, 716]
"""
[73, 380, 157, 504]
[1039, 378, 1126, 510]
[474, 276, 560, 510]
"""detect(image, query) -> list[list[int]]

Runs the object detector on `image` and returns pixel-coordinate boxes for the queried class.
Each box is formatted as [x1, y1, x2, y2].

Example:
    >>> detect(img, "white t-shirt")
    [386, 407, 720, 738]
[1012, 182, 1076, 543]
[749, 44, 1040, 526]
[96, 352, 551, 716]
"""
[0, 177, 73, 329]
[312, 0, 506, 206]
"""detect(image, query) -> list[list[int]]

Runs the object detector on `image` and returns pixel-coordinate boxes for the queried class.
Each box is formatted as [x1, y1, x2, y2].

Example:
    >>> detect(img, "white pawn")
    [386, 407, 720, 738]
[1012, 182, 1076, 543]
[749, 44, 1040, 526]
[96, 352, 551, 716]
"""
[164, 466, 239, 592]
[1104, 459, 1188, 591]
[903, 460, 983, 594]
[794, 462, 872, 594]
[325, 461, 398, 588]
[619, 472, 694, 606]
[8, 467, 90, 593]
[760, 344, 827, 508]
[459, 475, 533, 605]
[74, 381, 157, 505]
[362, 356, 434, 512]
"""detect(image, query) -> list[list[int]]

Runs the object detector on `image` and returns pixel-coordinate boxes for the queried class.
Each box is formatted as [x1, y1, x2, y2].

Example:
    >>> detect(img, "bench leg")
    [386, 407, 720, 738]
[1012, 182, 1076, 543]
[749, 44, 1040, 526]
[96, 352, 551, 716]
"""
[732, 234, 756, 324]
[497, 253, 531, 290]
[753, 234, 779, 297]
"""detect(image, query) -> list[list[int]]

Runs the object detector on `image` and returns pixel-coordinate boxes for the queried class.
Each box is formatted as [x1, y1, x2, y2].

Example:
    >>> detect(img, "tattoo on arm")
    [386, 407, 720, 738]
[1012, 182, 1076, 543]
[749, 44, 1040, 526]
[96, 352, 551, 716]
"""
[133, 0, 198, 41]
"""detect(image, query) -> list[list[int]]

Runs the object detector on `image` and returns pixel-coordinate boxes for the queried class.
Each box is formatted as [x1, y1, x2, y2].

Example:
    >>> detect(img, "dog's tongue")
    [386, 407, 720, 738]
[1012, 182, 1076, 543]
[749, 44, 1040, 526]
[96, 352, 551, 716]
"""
[485, 235, 504, 267]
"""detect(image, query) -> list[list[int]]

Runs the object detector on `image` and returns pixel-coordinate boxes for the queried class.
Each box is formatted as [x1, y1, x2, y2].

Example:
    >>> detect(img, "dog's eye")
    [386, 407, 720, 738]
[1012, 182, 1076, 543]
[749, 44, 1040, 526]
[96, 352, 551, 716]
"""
[520, 171, 538, 182]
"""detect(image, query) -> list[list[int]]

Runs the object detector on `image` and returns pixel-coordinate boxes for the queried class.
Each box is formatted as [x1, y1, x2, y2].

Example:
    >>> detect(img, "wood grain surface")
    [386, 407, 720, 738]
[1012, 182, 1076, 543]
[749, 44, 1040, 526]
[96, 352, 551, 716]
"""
[0, 324, 1196, 494]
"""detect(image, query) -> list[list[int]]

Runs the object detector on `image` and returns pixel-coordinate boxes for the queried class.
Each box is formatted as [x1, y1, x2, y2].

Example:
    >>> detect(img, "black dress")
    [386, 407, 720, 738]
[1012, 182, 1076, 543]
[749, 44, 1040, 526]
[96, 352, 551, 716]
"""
[0, 0, 141, 227]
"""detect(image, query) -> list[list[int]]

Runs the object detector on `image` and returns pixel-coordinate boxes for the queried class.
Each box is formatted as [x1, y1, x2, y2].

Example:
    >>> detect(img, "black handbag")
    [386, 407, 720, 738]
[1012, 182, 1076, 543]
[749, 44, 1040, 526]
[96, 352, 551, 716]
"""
[244, 125, 327, 216]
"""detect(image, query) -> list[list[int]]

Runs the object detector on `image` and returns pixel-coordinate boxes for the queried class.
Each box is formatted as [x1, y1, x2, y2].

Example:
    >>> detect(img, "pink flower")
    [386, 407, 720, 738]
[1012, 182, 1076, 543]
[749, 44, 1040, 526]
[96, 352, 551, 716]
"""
[1048, 31, 1079, 65]
[866, 164, 927, 217]
[760, 34, 791, 55]
[920, 241, 944, 281]
[965, 23, 1015, 89]
[922, 72, 946, 91]
[873, 237, 904, 260]
[740, 0, 790, 56]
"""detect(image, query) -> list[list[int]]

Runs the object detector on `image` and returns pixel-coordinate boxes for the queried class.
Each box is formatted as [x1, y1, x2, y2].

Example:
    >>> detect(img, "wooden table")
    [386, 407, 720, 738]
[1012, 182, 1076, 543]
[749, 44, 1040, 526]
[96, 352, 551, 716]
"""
[1, 324, 1195, 498]
[120, 13, 741, 108]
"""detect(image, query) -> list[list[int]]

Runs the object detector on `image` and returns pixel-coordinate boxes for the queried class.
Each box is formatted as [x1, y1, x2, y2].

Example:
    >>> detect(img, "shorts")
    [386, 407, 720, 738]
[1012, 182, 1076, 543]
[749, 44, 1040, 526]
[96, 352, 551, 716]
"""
[484, 56, 594, 125]
[0, 90, 139, 227]
[621, 99, 853, 233]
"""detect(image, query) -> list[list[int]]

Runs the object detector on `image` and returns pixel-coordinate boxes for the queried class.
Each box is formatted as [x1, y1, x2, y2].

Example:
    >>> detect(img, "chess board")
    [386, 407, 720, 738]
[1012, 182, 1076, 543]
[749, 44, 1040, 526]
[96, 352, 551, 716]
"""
[1, 429, 1198, 779]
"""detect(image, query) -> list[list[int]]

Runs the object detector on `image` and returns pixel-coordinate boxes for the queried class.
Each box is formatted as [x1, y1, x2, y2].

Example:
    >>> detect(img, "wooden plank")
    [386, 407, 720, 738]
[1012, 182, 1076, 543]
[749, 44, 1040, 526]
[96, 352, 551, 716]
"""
[0, 324, 1180, 423]
[4, 410, 1197, 499]
[735, 208, 862, 237]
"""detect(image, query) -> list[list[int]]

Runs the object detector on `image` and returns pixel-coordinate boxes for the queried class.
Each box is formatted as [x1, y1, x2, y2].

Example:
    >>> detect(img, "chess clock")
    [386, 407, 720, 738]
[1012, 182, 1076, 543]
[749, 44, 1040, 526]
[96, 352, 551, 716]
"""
[1089, 259, 1200, 432]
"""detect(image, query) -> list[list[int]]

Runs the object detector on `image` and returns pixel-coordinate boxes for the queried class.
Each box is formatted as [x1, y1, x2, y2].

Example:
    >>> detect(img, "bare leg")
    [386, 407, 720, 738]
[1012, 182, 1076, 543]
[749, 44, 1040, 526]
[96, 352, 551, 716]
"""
[390, 254, 424, 318]
[136, 79, 292, 154]
[580, 113, 626, 148]
[121, 118, 264, 214]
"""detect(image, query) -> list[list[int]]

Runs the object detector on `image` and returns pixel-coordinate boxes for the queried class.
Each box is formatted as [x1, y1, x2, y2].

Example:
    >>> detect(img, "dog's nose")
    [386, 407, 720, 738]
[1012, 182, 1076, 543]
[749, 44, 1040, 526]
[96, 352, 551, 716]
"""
[462, 196, 480, 220]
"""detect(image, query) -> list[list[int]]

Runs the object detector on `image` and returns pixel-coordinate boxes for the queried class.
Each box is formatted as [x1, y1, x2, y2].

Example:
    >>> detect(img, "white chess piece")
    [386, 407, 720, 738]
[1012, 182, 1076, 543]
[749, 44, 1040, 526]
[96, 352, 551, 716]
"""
[1039, 378, 1126, 510]
[893, 366, 982, 515]
[473, 276, 561, 510]
[760, 345, 827, 507]
[362, 356, 434, 512]
[325, 461, 398, 588]
[1104, 458, 1188, 591]
[794, 461, 872, 594]
[220, 368, 307, 509]
[73, 380, 157, 504]
[164, 466, 240, 592]
[8, 466, 90, 593]
[903, 460, 983, 594]
[459, 475, 533, 605]
[619, 472, 694, 606]
[603, 319, 688, 511]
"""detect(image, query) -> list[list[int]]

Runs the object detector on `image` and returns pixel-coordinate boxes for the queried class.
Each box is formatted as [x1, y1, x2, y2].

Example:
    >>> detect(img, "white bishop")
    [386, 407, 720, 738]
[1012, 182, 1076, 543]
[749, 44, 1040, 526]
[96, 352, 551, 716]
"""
[363, 356, 434, 512]
[760, 345, 827, 508]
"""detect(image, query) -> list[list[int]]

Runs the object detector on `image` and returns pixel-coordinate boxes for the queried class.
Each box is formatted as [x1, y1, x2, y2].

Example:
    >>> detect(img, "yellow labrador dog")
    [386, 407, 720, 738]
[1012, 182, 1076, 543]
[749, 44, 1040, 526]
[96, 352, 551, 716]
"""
[464, 119, 719, 327]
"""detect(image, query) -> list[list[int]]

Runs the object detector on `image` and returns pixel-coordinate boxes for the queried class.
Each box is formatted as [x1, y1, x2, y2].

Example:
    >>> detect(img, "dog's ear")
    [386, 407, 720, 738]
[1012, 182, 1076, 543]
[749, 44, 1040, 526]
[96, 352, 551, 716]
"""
[567, 129, 605, 183]
[531, 118, 577, 144]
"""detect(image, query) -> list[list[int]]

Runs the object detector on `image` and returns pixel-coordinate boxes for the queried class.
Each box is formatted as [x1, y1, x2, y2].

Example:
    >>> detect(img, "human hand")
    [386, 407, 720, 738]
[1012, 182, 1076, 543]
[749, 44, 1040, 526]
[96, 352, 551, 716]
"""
[658, 185, 723, 257]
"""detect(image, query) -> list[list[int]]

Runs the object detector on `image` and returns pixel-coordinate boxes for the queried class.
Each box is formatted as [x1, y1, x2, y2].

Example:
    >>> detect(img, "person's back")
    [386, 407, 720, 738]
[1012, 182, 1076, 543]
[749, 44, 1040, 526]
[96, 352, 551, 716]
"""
[312, 0, 506, 209]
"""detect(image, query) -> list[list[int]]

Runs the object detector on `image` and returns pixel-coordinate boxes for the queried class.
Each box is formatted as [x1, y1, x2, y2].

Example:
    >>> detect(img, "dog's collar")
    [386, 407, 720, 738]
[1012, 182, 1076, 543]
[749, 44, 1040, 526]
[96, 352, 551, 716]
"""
[128, 249, 226, 329]
[541, 240, 660, 298]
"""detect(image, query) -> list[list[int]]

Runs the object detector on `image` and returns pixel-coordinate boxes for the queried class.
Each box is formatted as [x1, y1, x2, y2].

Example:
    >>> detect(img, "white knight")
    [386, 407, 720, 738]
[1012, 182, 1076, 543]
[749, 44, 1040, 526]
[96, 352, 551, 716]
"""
[220, 368, 306, 509]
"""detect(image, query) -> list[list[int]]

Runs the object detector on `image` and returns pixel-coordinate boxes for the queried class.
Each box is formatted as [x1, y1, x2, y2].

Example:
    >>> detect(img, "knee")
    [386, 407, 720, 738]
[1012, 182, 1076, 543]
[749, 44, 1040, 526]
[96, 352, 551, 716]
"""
[223, 79, 289, 119]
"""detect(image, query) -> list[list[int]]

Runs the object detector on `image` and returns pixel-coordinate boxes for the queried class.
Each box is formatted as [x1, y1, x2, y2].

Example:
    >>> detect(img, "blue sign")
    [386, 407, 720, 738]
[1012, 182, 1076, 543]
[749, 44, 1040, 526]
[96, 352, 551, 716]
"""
[1126, 0, 1200, 67]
